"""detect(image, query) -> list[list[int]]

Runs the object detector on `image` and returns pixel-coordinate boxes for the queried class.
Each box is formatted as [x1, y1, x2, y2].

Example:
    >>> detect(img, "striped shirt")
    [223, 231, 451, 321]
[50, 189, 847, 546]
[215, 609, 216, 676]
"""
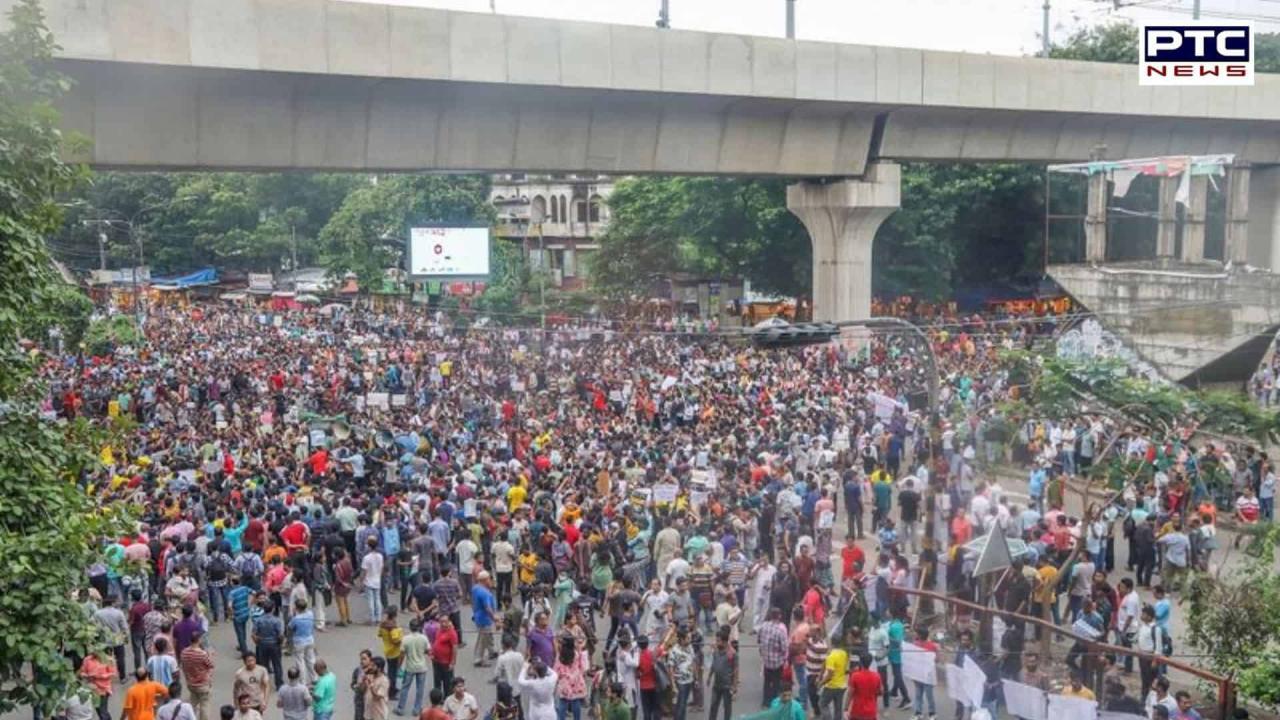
[805, 636, 830, 677]
[722, 556, 749, 588]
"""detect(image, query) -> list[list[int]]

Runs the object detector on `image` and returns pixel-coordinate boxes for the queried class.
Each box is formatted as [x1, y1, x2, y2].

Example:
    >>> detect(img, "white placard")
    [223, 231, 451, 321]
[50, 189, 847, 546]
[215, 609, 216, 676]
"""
[308, 429, 326, 448]
[653, 484, 679, 503]
[391, 394, 407, 407]
[944, 665, 971, 708]
[1046, 694, 1096, 720]
[901, 644, 936, 685]
[962, 657, 987, 709]
[690, 491, 708, 509]
[367, 393, 389, 411]
[177, 469, 197, 485]
[1001, 680, 1047, 720]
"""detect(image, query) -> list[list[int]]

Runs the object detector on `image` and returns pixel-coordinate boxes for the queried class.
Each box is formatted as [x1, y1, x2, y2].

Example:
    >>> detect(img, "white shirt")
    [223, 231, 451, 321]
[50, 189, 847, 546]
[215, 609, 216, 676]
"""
[361, 551, 384, 589]
[1117, 591, 1140, 634]
[456, 539, 479, 575]
[519, 668, 559, 720]
[444, 691, 479, 720]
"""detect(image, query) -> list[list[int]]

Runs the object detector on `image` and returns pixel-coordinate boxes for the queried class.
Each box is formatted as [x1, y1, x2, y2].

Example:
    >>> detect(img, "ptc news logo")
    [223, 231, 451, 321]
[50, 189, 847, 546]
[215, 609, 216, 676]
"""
[1140, 22, 1254, 86]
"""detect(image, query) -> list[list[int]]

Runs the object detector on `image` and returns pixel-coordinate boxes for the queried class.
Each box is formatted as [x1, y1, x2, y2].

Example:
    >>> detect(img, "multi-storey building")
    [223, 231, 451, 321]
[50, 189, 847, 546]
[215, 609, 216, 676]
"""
[489, 174, 614, 290]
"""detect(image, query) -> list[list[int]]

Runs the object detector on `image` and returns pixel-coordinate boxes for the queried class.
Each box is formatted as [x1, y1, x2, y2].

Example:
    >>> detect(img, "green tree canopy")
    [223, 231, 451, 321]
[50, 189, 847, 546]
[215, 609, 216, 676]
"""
[590, 177, 810, 297]
[0, 1, 128, 713]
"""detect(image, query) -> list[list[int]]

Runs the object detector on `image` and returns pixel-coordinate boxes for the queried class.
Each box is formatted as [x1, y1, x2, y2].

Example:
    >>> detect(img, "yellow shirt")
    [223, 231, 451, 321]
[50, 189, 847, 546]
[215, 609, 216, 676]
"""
[507, 484, 527, 513]
[823, 648, 849, 689]
[1061, 686, 1095, 700]
[378, 625, 404, 659]
[518, 553, 538, 585]
[440, 360, 453, 377]
[1033, 566, 1058, 603]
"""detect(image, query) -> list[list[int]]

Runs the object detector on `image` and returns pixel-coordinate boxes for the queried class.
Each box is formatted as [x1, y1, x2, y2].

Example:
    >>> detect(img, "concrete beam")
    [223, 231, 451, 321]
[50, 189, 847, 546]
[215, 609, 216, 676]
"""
[57, 63, 882, 176]
[787, 164, 901, 323]
[1085, 169, 1108, 263]
[9, 0, 1280, 171]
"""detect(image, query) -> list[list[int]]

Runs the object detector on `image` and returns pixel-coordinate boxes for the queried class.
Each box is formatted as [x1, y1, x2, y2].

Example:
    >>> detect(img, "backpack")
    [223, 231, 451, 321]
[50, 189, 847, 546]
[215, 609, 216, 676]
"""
[235, 553, 262, 580]
[207, 553, 231, 582]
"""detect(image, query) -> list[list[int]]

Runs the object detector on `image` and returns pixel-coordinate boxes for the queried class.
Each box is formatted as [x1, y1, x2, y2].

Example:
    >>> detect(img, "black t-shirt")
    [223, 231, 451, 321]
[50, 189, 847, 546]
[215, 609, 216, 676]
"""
[898, 490, 921, 523]
[411, 583, 437, 612]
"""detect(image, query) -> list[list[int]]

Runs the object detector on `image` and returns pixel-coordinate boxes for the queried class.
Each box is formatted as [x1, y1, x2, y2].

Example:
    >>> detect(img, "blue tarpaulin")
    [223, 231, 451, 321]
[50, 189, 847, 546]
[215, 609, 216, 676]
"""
[151, 268, 218, 289]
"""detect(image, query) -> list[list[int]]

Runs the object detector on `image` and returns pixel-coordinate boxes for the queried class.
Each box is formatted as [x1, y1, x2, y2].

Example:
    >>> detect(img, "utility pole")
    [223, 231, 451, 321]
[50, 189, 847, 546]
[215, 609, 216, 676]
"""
[657, 0, 670, 28]
[538, 221, 546, 331]
[290, 223, 299, 290]
[97, 230, 108, 270]
[134, 227, 145, 324]
[1042, 0, 1051, 57]
[1193, 0, 1200, 19]
[786, 0, 796, 39]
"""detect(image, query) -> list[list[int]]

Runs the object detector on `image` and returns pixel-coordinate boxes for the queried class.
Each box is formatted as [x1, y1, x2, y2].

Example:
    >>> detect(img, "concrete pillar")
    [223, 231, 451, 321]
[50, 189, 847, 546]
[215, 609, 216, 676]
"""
[787, 163, 901, 323]
[1224, 164, 1251, 264]
[1156, 175, 1179, 259]
[1181, 175, 1209, 263]
[1245, 166, 1280, 269]
[1085, 170, 1108, 262]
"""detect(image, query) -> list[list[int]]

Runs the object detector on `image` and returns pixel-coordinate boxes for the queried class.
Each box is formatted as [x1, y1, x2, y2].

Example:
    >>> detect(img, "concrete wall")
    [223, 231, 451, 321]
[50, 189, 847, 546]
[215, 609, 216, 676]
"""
[5, 0, 1280, 173]
[1049, 262, 1280, 385]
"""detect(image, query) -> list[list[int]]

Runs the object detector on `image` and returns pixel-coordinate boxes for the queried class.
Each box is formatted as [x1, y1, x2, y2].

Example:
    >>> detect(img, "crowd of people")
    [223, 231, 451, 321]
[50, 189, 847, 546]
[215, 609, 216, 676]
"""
[38, 303, 1267, 720]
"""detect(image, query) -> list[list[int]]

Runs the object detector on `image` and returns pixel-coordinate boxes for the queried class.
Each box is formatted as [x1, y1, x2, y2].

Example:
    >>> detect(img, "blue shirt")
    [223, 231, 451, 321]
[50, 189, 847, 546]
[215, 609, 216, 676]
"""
[228, 585, 253, 621]
[471, 584, 497, 628]
[288, 610, 316, 647]
[427, 519, 451, 555]
[381, 525, 401, 557]
[887, 620, 905, 664]
[1154, 598, 1171, 633]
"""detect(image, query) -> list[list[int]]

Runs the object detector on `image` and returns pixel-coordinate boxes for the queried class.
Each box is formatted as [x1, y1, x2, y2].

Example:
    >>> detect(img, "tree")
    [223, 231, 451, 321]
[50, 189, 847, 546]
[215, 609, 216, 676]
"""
[318, 174, 493, 288]
[0, 1, 128, 713]
[591, 177, 810, 297]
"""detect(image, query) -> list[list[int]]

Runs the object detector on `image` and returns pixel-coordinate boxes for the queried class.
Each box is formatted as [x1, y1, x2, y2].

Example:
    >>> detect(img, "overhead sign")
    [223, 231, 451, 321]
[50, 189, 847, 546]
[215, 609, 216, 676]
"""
[407, 226, 490, 279]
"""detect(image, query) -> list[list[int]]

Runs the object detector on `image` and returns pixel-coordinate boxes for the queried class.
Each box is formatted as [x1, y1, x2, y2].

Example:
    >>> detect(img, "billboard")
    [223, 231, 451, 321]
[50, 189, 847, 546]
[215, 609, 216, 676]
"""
[407, 226, 490, 279]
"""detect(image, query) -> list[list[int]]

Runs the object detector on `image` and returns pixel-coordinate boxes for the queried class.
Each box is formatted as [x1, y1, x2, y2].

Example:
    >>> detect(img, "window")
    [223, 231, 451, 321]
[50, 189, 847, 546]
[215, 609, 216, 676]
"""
[575, 200, 587, 223]
[559, 196, 568, 223]
[549, 194, 559, 223]
[531, 195, 547, 223]
[588, 195, 603, 223]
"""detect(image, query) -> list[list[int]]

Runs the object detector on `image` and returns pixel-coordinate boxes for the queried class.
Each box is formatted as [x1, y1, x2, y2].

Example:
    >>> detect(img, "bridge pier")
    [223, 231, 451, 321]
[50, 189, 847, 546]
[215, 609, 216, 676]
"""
[787, 163, 901, 323]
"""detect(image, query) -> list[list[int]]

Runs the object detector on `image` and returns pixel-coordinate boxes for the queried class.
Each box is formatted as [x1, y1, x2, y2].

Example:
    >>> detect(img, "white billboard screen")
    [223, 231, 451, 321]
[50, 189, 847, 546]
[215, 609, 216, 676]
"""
[407, 226, 490, 278]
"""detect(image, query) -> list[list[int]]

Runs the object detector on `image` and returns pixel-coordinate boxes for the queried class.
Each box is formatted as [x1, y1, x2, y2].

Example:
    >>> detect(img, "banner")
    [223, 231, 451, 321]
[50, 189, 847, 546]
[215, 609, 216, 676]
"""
[901, 644, 936, 685]
[1001, 680, 1047, 720]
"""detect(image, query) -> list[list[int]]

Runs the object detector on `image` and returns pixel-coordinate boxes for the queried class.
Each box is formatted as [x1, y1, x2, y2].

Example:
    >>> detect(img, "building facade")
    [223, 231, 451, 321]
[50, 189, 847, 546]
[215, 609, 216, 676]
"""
[490, 174, 614, 290]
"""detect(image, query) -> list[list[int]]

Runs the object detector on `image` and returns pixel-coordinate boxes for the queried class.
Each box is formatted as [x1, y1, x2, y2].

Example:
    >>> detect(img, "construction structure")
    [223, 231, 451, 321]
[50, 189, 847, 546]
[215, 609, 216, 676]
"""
[1047, 153, 1280, 388]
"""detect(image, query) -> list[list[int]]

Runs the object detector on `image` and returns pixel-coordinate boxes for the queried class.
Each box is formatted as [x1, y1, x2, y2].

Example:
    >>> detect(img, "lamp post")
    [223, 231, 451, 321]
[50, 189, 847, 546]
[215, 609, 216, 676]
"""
[84, 196, 195, 324]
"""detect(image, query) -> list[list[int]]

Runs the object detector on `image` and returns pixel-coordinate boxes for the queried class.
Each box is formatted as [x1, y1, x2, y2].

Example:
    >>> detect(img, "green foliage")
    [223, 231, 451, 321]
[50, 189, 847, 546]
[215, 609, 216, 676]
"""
[1050, 23, 1138, 64]
[876, 163, 1045, 299]
[472, 240, 530, 316]
[591, 177, 810, 297]
[1184, 527, 1280, 709]
[83, 315, 140, 357]
[318, 175, 494, 288]
[0, 1, 129, 713]
[19, 280, 92, 349]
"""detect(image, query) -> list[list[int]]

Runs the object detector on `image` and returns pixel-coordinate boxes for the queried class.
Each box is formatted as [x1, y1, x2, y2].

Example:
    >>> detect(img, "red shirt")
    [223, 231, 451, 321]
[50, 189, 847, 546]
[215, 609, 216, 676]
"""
[637, 649, 657, 690]
[847, 668, 882, 720]
[280, 521, 309, 551]
[432, 626, 459, 667]
[244, 519, 267, 552]
[802, 587, 825, 626]
[841, 544, 865, 579]
[563, 522, 580, 547]
[308, 448, 329, 476]
[419, 708, 451, 720]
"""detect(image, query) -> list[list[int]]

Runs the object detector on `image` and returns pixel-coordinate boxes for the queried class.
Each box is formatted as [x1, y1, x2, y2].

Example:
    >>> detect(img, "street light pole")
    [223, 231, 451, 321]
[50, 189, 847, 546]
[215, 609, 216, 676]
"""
[657, 0, 670, 27]
[786, 0, 796, 39]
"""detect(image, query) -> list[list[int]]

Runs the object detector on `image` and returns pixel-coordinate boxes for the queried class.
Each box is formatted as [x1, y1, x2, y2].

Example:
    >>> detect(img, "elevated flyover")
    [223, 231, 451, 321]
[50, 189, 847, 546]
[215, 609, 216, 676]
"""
[8, 0, 1280, 175]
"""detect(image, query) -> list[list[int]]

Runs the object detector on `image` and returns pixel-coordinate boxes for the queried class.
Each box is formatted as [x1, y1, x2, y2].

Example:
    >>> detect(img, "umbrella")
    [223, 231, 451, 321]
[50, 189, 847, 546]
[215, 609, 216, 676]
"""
[296, 294, 321, 304]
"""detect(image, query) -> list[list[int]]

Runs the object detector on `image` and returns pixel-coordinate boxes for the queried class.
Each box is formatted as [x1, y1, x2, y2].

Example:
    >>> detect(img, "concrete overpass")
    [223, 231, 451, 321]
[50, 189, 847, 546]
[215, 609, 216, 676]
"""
[10, 0, 1280, 328]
